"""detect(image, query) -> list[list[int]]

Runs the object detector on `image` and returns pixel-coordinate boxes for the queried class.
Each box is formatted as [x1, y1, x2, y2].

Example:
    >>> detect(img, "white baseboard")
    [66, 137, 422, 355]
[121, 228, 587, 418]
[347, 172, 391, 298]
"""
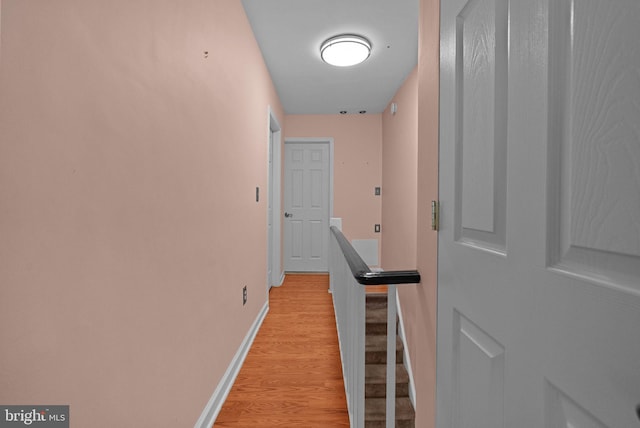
[194, 301, 269, 428]
[271, 271, 286, 288]
[396, 290, 417, 409]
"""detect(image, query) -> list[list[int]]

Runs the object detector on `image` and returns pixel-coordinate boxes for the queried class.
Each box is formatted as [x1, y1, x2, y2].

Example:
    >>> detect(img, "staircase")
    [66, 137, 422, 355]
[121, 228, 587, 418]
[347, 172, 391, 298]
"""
[365, 292, 415, 428]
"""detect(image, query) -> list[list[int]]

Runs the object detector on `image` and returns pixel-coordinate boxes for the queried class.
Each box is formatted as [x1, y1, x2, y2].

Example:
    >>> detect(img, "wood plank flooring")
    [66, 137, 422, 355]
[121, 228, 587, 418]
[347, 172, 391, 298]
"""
[214, 274, 350, 427]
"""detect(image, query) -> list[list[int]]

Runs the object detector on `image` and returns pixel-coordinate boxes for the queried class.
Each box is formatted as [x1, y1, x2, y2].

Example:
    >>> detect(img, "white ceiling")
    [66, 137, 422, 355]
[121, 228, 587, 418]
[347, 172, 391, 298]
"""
[241, 0, 419, 115]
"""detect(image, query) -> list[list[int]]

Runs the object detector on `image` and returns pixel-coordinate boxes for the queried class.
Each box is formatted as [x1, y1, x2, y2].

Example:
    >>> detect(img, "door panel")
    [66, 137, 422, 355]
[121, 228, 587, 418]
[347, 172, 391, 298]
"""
[452, 310, 505, 428]
[290, 220, 303, 260]
[284, 142, 330, 271]
[548, 0, 640, 293]
[439, 0, 640, 427]
[545, 380, 608, 428]
[292, 169, 304, 208]
[309, 220, 323, 259]
[455, 0, 508, 253]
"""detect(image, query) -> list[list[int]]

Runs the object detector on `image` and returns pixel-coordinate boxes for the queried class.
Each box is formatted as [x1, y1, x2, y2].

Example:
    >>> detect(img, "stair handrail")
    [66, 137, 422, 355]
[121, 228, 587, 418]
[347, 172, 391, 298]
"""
[330, 226, 421, 285]
[330, 226, 420, 428]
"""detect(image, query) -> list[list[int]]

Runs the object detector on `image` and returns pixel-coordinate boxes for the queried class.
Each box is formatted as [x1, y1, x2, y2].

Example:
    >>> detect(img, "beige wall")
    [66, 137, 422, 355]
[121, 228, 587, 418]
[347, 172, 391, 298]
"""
[284, 114, 383, 245]
[0, 0, 283, 426]
[381, 68, 419, 270]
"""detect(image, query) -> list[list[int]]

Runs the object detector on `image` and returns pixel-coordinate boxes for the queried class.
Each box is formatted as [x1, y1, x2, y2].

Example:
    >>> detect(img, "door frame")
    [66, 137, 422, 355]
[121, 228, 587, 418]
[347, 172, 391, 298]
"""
[283, 137, 334, 272]
[267, 106, 283, 289]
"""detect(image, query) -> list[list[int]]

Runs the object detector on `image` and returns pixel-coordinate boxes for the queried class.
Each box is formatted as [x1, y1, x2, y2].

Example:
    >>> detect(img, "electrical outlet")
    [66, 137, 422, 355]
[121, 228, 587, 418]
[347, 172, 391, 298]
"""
[243, 286, 247, 305]
[374, 224, 381, 233]
[375, 187, 381, 196]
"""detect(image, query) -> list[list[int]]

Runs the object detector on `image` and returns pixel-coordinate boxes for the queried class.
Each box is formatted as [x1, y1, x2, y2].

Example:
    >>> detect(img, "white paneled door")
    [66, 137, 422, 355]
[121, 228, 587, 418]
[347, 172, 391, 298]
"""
[438, 0, 640, 427]
[284, 141, 330, 272]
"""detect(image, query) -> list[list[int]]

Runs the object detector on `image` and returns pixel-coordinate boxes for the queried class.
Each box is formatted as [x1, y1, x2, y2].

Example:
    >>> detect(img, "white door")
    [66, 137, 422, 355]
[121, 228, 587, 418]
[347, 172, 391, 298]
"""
[284, 141, 330, 272]
[438, 0, 640, 427]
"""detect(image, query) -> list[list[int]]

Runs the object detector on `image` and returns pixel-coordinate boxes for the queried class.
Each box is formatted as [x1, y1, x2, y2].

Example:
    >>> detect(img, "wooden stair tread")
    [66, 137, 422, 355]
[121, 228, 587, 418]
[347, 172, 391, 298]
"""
[365, 294, 388, 310]
[365, 397, 415, 421]
[366, 307, 389, 322]
[365, 335, 404, 364]
[364, 291, 415, 427]
[365, 364, 410, 384]
[365, 420, 415, 428]
[365, 382, 410, 398]
[366, 334, 403, 351]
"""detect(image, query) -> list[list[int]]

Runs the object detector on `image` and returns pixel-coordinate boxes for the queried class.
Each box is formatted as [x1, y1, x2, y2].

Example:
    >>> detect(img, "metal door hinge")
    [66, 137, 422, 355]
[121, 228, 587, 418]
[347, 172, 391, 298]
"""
[431, 201, 440, 231]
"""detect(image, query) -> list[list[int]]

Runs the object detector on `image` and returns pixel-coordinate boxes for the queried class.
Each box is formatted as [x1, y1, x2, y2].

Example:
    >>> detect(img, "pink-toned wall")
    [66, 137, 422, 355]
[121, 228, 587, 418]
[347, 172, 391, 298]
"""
[0, 1, 283, 426]
[392, 0, 441, 426]
[284, 115, 383, 245]
[381, 68, 419, 270]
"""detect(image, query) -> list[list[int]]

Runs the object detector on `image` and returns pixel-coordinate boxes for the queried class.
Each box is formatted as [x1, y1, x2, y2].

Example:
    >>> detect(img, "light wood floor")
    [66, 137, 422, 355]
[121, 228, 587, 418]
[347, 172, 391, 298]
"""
[214, 274, 350, 427]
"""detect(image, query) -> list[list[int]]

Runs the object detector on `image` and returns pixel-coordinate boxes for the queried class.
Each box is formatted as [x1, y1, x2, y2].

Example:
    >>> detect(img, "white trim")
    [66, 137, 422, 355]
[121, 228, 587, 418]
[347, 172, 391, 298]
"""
[267, 106, 283, 288]
[194, 302, 269, 428]
[396, 288, 417, 408]
[277, 271, 285, 287]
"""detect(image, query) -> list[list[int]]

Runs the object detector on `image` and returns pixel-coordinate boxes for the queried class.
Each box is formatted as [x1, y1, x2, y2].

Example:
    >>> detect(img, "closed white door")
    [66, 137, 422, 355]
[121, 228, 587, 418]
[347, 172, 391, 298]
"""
[284, 142, 330, 272]
[438, 0, 640, 427]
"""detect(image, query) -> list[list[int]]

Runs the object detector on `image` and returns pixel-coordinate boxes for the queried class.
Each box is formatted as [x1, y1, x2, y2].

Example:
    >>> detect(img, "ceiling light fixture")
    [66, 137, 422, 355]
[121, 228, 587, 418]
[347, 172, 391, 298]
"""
[320, 34, 371, 67]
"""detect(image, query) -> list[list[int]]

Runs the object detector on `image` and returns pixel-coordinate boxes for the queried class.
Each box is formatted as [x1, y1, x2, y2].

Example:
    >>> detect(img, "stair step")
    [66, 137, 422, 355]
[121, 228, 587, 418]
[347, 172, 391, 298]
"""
[366, 307, 388, 323]
[366, 335, 404, 364]
[364, 397, 415, 422]
[366, 312, 399, 336]
[366, 334, 403, 352]
[365, 420, 415, 428]
[365, 364, 410, 385]
[364, 293, 415, 427]
[366, 321, 391, 336]
[365, 382, 410, 398]
[365, 293, 388, 309]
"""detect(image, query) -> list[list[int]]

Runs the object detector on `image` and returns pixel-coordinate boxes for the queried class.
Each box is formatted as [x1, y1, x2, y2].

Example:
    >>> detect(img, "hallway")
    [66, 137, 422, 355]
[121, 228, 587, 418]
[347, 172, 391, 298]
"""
[214, 274, 350, 427]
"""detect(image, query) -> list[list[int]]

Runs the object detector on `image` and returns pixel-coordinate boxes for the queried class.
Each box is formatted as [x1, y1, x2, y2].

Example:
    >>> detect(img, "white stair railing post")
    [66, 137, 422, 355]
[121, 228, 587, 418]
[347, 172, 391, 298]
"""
[386, 285, 397, 428]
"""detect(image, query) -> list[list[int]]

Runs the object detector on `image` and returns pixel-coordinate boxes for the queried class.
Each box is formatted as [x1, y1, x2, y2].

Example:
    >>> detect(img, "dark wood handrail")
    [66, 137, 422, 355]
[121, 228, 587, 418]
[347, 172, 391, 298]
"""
[330, 226, 421, 285]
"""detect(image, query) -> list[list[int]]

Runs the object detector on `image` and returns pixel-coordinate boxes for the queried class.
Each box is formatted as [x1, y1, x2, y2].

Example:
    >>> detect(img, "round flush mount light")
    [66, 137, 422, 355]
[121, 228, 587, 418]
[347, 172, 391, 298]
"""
[320, 34, 371, 67]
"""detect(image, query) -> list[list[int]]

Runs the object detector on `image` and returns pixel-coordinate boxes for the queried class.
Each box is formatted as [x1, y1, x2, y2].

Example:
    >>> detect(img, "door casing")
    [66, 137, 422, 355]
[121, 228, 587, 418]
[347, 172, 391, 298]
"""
[267, 106, 282, 289]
